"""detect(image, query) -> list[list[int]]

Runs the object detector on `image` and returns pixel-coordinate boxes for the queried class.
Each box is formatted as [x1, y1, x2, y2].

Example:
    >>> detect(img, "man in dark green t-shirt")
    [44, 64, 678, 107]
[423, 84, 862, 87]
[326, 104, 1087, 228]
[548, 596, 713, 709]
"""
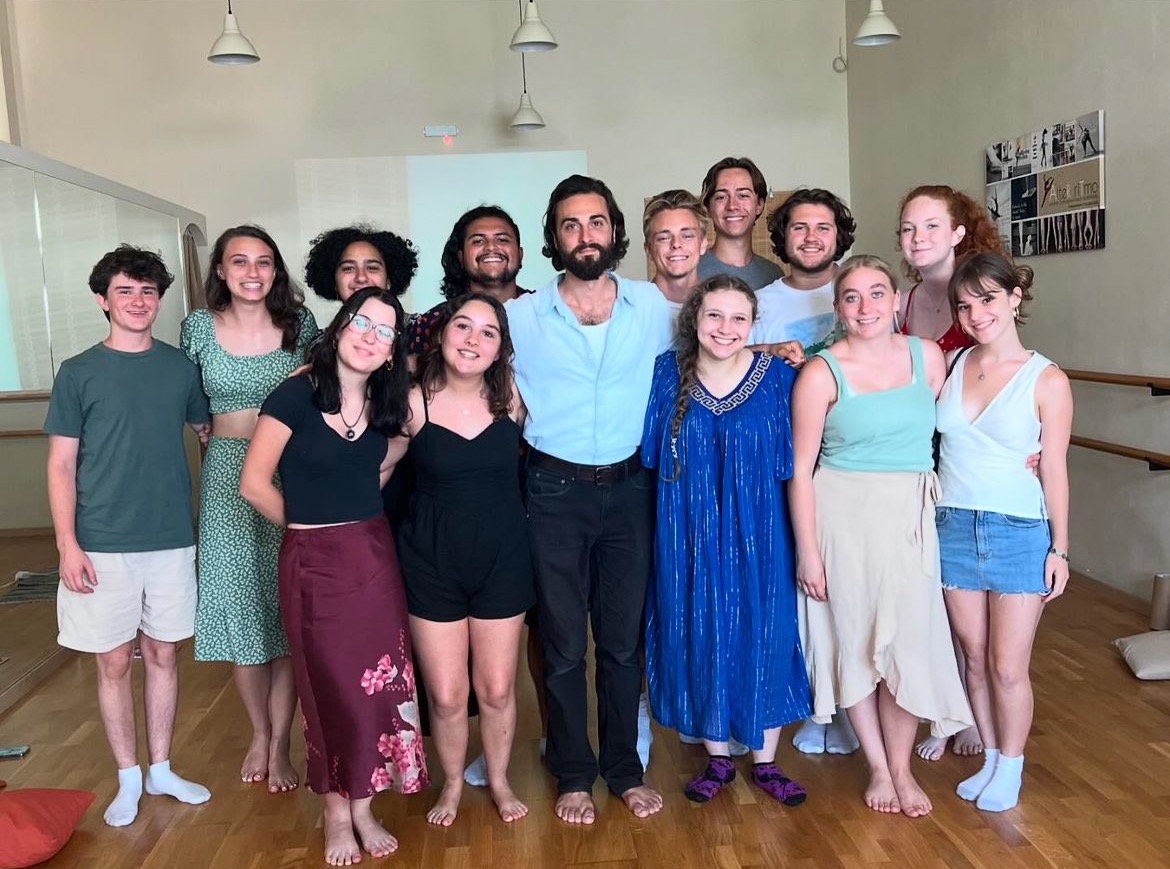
[44, 245, 212, 827]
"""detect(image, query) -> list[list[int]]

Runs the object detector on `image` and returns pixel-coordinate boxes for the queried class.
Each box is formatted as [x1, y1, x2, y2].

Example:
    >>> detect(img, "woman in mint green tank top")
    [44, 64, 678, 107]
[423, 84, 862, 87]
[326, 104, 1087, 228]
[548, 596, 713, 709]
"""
[789, 255, 973, 819]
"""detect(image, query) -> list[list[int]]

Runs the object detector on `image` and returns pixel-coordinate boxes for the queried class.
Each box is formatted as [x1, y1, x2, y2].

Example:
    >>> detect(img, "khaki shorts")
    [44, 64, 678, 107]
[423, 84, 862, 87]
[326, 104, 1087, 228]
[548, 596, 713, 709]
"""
[57, 546, 197, 654]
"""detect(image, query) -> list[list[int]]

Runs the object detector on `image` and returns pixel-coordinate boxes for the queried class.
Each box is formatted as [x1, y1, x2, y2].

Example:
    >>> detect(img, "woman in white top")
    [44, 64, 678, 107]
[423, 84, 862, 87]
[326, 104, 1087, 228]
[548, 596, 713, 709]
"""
[934, 253, 1072, 813]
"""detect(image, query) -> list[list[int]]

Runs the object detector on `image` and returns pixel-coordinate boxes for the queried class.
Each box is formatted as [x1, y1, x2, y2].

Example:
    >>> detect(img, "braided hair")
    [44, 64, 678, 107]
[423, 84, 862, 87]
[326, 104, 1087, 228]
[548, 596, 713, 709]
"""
[664, 274, 758, 482]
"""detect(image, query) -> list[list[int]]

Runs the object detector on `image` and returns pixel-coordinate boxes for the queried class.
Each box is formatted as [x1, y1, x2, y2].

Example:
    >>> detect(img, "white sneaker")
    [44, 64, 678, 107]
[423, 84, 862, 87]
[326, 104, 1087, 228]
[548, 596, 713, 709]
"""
[462, 753, 488, 787]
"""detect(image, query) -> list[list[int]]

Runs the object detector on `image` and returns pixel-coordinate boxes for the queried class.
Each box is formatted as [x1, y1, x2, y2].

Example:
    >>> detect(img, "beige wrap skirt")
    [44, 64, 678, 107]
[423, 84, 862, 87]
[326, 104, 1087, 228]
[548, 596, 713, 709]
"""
[799, 467, 973, 737]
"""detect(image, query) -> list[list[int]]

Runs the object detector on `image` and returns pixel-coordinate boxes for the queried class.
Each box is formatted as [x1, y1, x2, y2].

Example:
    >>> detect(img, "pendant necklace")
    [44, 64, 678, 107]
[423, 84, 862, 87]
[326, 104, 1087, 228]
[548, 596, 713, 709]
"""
[338, 395, 368, 440]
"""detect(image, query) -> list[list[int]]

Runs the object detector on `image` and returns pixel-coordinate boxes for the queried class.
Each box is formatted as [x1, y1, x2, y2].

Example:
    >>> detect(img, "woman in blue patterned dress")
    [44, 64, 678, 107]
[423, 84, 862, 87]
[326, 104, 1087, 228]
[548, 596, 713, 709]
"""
[642, 275, 812, 806]
[181, 226, 319, 792]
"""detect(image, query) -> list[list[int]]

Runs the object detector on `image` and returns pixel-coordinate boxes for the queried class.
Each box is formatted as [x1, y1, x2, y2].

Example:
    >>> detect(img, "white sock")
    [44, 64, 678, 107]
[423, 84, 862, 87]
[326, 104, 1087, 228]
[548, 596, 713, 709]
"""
[463, 753, 488, 787]
[792, 718, 827, 754]
[637, 691, 654, 771]
[104, 765, 143, 827]
[976, 753, 1024, 812]
[825, 713, 860, 755]
[957, 748, 1000, 801]
[145, 759, 211, 805]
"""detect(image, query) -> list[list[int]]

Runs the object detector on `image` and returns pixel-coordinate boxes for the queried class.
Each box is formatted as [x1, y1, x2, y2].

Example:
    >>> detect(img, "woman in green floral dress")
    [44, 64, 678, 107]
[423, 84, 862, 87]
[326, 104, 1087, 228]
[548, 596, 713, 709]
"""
[181, 225, 319, 792]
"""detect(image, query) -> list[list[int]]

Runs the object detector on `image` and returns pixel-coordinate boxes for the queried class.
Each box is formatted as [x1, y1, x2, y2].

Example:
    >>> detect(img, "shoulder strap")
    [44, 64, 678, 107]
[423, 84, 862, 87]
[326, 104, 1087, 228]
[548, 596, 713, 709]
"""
[946, 345, 973, 378]
[815, 349, 850, 398]
[907, 336, 926, 382]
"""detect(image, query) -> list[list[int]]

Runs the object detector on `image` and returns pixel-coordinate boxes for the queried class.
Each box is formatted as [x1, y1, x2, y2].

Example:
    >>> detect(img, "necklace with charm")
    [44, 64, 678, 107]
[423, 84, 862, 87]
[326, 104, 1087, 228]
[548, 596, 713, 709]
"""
[338, 395, 368, 440]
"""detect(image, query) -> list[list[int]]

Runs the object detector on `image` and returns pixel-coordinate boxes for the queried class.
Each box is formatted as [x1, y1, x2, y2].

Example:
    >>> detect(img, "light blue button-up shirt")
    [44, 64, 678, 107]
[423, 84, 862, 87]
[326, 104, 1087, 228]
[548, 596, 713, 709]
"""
[506, 272, 673, 465]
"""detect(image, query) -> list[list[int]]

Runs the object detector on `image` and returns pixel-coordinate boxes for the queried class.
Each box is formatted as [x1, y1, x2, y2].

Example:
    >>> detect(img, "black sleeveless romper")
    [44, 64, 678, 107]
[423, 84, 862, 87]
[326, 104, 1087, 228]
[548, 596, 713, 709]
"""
[396, 401, 536, 622]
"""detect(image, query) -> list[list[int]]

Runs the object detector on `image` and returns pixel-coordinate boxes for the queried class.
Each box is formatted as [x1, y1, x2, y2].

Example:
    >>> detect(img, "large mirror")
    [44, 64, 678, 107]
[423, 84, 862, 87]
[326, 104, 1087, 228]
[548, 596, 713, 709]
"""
[0, 146, 203, 397]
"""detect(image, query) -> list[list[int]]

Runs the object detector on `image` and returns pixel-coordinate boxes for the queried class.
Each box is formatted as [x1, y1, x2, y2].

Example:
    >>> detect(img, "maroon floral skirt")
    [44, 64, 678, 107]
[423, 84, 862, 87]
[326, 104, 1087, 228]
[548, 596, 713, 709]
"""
[278, 515, 429, 797]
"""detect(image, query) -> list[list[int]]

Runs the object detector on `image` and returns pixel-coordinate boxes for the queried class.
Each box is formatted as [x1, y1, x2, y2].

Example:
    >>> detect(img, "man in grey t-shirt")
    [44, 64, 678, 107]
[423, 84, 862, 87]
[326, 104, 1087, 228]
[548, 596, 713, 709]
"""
[44, 245, 211, 827]
[696, 156, 784, 289]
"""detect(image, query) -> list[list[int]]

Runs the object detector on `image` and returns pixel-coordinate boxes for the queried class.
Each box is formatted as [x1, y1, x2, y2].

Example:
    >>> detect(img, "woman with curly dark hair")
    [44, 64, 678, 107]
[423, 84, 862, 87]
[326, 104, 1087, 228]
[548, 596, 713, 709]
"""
[241, 286, 427, 864]
[641, 275, 811, 808]
[180, 225, 318, 795]
[304, 224, 419, 302]
[395, 292, 534, 827]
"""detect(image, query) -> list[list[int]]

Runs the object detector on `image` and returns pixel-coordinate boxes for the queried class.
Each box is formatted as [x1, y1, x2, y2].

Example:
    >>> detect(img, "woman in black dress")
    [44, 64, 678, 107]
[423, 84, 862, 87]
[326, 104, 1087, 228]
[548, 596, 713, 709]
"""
[396, 292, 535, 826]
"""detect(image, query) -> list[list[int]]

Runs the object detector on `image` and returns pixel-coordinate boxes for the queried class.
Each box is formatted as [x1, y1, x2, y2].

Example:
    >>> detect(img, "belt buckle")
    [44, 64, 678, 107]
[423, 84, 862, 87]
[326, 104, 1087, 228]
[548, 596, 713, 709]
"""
[593, 464, 615, 486]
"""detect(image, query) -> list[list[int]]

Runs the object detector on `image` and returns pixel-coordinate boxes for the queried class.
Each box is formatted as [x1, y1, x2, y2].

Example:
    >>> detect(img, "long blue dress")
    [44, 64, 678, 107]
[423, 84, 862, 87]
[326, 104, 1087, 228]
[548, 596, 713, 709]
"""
[642, 351, 811, 749]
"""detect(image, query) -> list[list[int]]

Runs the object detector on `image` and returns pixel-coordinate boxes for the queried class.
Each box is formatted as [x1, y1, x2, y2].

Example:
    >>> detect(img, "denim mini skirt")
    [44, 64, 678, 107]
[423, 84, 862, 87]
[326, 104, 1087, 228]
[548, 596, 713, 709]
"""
[936, 506, 1051, 595]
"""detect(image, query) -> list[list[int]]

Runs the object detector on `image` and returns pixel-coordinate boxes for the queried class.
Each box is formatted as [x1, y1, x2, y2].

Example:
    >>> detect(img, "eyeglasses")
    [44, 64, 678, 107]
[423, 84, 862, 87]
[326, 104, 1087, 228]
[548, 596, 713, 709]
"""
[346, 313, 397, 345]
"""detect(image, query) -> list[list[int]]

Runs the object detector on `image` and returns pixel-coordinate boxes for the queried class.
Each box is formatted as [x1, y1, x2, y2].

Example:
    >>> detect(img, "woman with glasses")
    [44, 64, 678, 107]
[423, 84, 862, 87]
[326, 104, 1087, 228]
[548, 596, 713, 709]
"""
[180, 225, 318, 793]
[241, 286, 428, 866]
[395, 292, 534, 827]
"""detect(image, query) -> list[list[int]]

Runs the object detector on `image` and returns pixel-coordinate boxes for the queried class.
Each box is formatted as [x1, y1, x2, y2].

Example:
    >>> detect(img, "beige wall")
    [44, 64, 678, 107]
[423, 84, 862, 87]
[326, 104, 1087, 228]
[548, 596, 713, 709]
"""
[0, 0, 852, 529]
[845, 0, 1170, 599]
[8, 0, 851, 295]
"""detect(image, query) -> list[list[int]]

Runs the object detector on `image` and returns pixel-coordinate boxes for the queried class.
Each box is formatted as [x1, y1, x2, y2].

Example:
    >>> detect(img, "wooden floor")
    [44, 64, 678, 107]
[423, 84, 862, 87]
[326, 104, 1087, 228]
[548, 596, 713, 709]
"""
[0, 533, 69, 716]
[2, 575, 1169, 868]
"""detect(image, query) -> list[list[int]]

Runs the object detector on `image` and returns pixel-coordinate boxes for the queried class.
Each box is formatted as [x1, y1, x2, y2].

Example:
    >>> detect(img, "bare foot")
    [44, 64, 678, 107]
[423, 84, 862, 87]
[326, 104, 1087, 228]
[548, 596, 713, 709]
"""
[555, 791, 596, 825]
[324, 816, 362, 866]
[952, 726, 984, 757]
[891, 770, 933, 818]
[863, 772, 901, 814]
[914, 734, 948, 762]
[241, 735, 268, 783]
[267, 749, 299, 793]
[489, 781, 529, 823]
[352, 813, 398, 858]
[620, 785, 663, 819]
[426, 782, 462, 827]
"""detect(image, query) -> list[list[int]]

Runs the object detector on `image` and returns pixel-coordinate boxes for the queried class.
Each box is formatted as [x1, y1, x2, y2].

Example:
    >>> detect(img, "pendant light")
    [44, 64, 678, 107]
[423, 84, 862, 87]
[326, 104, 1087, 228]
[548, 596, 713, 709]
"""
[510, 0, 558, 52]
[510, 55, 546, 130]
[853, 0, 900, 47]
[208, 0, 260, 65]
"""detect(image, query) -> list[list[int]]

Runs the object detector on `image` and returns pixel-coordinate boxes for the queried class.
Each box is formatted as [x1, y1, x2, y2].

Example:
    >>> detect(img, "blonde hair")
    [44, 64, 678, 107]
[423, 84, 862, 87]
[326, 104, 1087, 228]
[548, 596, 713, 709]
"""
[832, 254, 900, 304]
[642, 189, 709, 240]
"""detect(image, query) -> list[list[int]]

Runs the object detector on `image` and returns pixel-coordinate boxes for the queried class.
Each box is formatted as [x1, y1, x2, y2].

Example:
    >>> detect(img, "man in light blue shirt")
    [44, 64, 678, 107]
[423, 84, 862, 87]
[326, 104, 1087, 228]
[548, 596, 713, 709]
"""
[507, 175, 671, 825]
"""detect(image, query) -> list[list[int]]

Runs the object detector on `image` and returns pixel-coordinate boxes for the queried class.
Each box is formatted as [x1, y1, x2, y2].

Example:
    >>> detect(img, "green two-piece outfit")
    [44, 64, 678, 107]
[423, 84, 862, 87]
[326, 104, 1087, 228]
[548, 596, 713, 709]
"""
[181, 307, 319, 665]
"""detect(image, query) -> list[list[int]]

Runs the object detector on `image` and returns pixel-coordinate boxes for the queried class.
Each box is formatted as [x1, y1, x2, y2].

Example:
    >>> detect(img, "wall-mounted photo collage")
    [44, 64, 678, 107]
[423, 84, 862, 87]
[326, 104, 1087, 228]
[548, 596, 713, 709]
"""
[984, 110, 1104, 257]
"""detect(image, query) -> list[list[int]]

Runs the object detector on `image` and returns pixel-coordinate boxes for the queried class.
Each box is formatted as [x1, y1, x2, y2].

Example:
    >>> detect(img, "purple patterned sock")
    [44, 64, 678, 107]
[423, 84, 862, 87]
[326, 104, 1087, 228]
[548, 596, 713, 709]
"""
[684, 756, 736, 803]
[751, 763, 806, 806]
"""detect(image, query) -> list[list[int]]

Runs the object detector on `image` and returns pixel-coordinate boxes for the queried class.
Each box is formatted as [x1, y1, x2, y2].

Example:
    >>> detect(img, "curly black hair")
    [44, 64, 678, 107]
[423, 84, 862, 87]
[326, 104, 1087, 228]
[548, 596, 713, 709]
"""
[304, 225, 419, 301]
[541, 175, 629, 272]
[438, 206, 521, 301]
[89, 244, 174, 297]
[766, 188, 857, 263]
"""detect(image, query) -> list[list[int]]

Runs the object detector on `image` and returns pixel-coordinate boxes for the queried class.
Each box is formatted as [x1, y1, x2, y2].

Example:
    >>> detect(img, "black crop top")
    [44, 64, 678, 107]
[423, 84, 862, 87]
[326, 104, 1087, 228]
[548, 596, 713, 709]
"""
[260, 375, 387, 525]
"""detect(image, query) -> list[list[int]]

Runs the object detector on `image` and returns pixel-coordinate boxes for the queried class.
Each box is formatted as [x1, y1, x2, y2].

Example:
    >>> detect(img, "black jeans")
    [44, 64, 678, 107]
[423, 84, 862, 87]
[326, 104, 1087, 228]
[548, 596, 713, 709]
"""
[526, 462, 653, 797]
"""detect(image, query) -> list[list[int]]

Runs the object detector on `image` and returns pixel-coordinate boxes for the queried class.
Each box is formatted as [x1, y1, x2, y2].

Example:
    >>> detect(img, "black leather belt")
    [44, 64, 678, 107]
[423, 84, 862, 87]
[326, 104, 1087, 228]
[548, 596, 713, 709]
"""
[528, 448, 642, 486]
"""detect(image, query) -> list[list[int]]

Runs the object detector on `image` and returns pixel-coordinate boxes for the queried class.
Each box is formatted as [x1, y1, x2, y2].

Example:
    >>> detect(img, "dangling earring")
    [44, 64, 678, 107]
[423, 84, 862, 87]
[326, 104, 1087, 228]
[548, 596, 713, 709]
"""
[1013, 307, 1020, 321]
[385, 358, 395, 371]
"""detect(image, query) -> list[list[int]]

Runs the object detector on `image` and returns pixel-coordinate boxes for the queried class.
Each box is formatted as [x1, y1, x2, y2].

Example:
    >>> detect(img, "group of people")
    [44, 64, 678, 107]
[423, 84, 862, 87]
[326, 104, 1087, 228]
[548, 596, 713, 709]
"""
[45, 153, 1072, 866]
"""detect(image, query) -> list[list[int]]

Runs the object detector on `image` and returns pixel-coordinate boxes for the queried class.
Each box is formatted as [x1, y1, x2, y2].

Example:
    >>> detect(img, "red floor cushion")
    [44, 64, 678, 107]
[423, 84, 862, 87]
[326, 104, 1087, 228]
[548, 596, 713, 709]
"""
[0, 788, 94, 868]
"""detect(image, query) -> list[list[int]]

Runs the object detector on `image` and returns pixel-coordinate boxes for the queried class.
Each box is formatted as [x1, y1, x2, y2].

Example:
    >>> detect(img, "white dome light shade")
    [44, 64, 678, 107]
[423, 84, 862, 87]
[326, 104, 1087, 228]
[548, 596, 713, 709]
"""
[510, 0, 558, 52]
[853, 0, 900, 47]
[511, 93, 546, 130]
[208, 5, 260, 64]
